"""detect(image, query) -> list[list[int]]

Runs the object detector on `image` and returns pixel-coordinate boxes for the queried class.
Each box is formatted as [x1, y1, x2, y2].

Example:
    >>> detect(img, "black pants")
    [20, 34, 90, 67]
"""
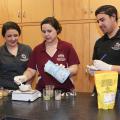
[0, 79, 19, 90]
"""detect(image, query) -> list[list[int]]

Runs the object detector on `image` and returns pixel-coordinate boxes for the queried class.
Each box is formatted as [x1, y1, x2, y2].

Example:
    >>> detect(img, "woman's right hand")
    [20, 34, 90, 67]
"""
[14, 75, 27, 85]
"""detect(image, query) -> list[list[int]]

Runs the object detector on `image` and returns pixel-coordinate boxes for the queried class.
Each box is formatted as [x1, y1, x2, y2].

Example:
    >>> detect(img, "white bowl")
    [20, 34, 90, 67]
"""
[19, 84, 31, 92]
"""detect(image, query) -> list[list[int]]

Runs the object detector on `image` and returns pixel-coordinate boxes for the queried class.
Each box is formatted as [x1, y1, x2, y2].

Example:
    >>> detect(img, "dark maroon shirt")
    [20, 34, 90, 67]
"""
[28, 39, 80, 92]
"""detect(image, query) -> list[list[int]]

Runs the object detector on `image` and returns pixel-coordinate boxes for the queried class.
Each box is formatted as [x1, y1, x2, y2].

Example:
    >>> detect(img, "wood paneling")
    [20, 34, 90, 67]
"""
[90, 0, 120, 19]
[0, 0, 53, 24]
[0, 28, 4, 45]
[0, 0, 21, 24]
[59, 23, 91, 92]
[22, 0, 53, 23]
[22, 26, 43, 49]
[54, 0, 89, 20]
[89, 23, 103, 63]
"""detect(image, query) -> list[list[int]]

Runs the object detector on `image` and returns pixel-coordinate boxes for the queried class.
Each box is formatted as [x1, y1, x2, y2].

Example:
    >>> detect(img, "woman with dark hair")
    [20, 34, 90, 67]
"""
[14, 17, 80, 92]
[0, 21, 32, 90]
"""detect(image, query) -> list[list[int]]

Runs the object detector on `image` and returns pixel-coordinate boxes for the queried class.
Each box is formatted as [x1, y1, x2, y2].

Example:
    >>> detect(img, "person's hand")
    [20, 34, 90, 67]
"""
[44, 60, 70, 83]
[93, 60, 112, 70]
[86, 65, 98, 76]
[56, 63, 65, 68]
[14, 75, 27, 85]
[59, 64, 65, 68]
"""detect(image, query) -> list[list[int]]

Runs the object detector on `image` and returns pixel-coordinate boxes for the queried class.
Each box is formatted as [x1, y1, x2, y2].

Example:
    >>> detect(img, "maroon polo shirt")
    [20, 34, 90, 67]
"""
[28, 39, 80, 92]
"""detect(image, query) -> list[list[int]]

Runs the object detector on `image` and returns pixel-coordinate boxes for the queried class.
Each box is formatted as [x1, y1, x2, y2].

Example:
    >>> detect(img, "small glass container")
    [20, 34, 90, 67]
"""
[55, 90, 61, 100]
[43, 89, 50, 100]
[45, 85, 54, 98]
[0, 87, 3, 99]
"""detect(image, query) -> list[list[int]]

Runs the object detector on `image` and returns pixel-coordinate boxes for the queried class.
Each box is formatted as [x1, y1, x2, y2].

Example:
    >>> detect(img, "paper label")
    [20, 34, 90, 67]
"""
[104, 93, 115, 104]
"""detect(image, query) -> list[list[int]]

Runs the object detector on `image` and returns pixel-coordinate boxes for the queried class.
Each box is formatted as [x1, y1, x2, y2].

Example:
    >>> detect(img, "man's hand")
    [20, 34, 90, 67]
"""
[86, 65, 98, 76]
[14, 75, 27, 85]
[93, 60, 112, 70]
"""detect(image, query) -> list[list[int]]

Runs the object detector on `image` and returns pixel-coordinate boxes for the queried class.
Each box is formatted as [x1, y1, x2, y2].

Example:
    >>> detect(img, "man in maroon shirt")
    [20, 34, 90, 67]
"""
[14, 17, 80, 92]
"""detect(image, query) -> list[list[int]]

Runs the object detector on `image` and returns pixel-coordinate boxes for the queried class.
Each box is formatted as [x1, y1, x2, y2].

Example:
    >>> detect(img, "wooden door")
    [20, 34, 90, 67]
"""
[0, 0, 21, 24]
[90, 0, 120, 19]
[0, 27, 4, 45]
[89, 23, 103, 62]
[59, 22, 90, 92]
[54, 0, 89, 20]
[22, 26, 43, 49]
[22, 0, 53, 23]
[89, 23, 103, 91]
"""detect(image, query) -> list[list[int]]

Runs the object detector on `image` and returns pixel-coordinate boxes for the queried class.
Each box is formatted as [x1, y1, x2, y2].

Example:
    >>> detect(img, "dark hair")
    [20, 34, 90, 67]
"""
[95, 5, 118, 21]
[41, 17, 62, 34]
[2, 21, 21, 37]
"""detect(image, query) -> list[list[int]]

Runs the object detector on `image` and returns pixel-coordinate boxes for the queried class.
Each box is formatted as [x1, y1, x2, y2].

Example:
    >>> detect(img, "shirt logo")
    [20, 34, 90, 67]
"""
[57, 54, 66, 61]
[112, 42, 120, 50]
[20, 54, 28, 61]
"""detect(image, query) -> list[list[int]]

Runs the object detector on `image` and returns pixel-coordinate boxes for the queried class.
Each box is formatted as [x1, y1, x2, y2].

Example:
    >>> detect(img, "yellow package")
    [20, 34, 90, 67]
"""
[94, 71, 118, 109]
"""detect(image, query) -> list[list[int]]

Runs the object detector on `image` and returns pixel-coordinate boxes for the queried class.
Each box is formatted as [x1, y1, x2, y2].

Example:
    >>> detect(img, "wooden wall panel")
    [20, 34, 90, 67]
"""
[90, 0, 120, 19]
[59, 23, 91, 92]
[0, 28, 4, 45]
[0, 0, 21, 24]
[89, 23, 102, 92]
[54, 0, 89, 20]
[89, 23, 103, 63]
[22, 26, 43, 49]
[22, 0, 53, 23]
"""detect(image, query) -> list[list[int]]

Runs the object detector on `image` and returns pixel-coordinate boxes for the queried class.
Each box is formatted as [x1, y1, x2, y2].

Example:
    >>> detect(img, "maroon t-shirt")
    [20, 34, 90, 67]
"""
[28, 39, 80, 92]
